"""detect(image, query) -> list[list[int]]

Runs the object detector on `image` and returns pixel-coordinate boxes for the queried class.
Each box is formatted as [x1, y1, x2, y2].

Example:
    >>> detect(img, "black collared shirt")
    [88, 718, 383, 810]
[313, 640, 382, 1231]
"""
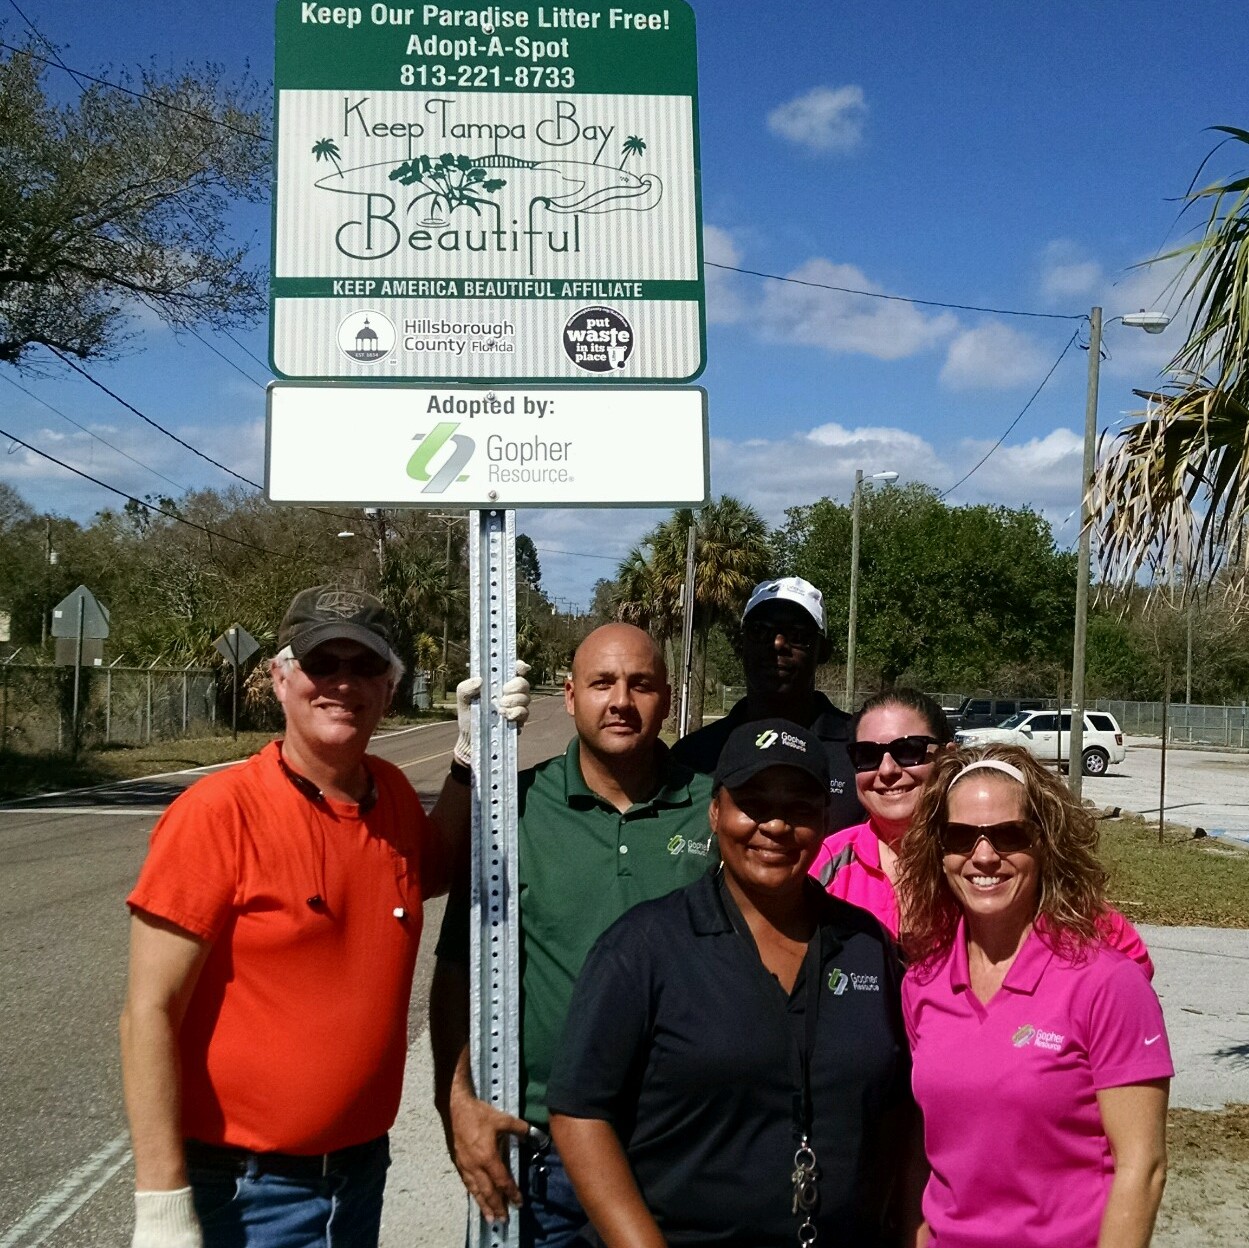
[547, 872, 911, 1247]
[669, 692, 865, 832]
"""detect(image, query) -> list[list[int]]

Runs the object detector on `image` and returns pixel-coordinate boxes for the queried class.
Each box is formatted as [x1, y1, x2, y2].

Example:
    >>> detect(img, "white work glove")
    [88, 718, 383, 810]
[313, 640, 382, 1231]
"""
[454, 662, 532, 766]
[133, 1188, 203, 1248]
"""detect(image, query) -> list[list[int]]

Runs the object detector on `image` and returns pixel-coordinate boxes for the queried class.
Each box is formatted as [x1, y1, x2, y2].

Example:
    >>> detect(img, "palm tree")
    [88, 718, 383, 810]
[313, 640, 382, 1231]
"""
[619, 135, 647, 170]
[1093, 127, 1249, 597]
[312, 137, 344, 178]
[614, 497, 771, 730]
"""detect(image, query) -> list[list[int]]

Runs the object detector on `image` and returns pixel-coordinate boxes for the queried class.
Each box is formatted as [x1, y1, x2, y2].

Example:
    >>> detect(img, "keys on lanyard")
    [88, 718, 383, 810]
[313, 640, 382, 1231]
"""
[791, 1138, 819, 1246]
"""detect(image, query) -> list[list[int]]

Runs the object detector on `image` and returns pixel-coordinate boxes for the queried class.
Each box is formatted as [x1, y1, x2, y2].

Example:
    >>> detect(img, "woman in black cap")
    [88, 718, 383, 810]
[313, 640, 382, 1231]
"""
[548, 720, 920, 1247]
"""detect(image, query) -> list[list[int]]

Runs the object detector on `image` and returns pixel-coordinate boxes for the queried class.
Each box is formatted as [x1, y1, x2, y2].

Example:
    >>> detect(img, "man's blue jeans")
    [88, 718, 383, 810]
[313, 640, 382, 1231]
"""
[520, 1138, 596, 1248]
[187, 1136, 390, 1248]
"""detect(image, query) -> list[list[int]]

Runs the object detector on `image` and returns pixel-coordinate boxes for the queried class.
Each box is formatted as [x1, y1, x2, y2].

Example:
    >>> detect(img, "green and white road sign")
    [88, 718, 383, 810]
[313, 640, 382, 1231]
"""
[266, 381, 709, 506]
[272, 1, 704, 382]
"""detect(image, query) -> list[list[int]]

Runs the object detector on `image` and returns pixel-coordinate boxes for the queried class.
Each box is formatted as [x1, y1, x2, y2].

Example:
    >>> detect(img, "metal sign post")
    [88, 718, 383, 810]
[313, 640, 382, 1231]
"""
[468, 509, 520, 1248]
[213, 625, 261, 740]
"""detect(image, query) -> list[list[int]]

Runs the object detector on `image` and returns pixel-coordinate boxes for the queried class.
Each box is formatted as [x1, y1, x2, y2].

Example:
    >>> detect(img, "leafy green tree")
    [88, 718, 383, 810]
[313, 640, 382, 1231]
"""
[614, 496, 770, 728]
[516, 533, 542, 589]
[1094, 127, 1249, 594]
[0, 42, 269, 368]
[774, 484, 1077, 691]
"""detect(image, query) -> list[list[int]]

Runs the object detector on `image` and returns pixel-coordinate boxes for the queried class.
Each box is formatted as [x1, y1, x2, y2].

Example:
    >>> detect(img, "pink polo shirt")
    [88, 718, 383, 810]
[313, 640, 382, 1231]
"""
[809, 821, 900, 937]
[902, 922, 1173, 1248]
[809, 824, 1155, 979]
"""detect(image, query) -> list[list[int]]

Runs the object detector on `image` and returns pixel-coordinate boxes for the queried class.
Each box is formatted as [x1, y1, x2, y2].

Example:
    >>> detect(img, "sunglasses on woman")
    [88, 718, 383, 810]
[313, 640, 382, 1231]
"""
[846, 735, 939, 772]
[298, 650, 391, 679]
[939, 820, 1037, 856]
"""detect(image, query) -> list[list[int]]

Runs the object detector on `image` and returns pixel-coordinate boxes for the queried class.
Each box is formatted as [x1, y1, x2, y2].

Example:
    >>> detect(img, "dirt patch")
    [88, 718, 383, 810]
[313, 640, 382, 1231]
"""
[1155, 1106, 1249, 1247]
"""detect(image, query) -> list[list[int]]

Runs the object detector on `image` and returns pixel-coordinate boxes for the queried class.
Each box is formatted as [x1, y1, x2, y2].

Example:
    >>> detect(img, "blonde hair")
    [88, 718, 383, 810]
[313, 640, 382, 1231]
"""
[896, 744, 1109, 968]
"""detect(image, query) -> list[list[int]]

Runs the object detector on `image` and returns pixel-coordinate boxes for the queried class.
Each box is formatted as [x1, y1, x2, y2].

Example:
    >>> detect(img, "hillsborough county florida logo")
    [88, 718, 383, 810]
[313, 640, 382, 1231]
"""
[337, 310, 395, 362]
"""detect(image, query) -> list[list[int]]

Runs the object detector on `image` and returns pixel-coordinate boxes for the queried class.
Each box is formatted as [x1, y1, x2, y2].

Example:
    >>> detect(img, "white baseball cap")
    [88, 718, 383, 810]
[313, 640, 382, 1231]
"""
[741, 577, 825, 634]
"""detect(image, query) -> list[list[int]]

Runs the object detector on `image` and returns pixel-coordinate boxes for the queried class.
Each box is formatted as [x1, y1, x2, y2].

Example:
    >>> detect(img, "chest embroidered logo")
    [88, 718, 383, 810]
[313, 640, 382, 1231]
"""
[828, 968, 880, 994]
[1144, 1034, 1162, 1046]
[666, 834, 709, 857]
[1012, 1024, 1036, 1047]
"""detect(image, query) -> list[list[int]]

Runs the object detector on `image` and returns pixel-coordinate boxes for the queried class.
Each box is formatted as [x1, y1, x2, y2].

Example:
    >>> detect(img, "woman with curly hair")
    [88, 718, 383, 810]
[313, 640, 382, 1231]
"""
[896, 745, 1171, 1248]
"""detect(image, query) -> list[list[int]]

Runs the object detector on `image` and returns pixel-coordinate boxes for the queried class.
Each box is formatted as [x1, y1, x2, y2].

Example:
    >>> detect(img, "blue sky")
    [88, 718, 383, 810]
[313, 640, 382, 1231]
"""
[3, 0, 1246, 609]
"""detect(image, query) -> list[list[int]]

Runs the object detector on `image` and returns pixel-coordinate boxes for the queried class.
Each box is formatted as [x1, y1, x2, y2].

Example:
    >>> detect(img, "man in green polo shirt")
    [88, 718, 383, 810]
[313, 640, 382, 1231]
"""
[430, 623, 714, 1247]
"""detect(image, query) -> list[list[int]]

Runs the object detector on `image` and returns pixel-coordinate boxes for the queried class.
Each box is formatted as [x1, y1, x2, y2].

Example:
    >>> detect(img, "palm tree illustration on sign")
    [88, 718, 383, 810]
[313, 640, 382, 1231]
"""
[311, 137, 344, 178]
[388, 153, 507, 226]
[619, 135, 647, 169]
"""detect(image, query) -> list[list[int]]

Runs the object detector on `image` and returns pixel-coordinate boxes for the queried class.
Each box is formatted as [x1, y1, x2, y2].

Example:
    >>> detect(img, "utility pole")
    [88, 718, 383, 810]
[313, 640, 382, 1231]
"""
[1069, 307, 1102, 806]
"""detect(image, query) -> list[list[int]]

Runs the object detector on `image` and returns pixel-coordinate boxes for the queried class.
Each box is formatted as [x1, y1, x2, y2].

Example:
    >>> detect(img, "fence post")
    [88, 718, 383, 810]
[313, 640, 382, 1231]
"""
[146, 665, 154, 745]
[105, 667, 111, 743]
[182, 666, 190, 734]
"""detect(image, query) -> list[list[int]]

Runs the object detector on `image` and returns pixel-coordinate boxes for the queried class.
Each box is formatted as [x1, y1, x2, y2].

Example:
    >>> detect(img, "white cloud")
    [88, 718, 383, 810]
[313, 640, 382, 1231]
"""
[702, 224, 747, 325]
[940, 321, 1055, 390]
[766, 85, 867, 154]
[1039, 240, 1104, 302]
[758, 259, 959, 360]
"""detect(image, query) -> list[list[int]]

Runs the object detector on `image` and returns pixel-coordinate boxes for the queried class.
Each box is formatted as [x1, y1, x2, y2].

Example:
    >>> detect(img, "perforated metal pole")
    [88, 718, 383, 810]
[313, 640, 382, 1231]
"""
[469, 509, 521, 1248]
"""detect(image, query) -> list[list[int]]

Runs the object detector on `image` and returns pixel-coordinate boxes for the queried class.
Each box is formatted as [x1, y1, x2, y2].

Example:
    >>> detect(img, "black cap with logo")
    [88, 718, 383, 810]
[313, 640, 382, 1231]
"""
[713, 718, 830, 793]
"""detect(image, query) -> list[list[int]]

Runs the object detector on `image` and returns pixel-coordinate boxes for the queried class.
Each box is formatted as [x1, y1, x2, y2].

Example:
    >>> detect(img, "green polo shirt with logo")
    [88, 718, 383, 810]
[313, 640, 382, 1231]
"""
[437, 738, 714, 1127]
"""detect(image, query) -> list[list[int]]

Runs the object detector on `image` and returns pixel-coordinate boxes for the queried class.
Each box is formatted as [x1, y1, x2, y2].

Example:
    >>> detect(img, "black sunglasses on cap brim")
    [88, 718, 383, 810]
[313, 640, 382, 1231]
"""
[846, 735, 939, 772]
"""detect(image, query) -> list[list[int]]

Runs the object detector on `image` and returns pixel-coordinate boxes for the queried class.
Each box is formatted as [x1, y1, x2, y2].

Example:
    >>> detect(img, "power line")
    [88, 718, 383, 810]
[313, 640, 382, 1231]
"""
[938, 328, 1083, 500]
[0, 371, 191, 494]
[46, 347, 263, 490]
[0, 38, 266, 140]
[0, 423, 284, 554]
[705, 262, 1087, 322]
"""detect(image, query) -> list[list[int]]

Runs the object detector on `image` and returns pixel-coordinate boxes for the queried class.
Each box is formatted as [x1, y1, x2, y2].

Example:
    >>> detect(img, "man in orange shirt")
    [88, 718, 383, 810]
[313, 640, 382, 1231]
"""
[119, 586, 525, 1248]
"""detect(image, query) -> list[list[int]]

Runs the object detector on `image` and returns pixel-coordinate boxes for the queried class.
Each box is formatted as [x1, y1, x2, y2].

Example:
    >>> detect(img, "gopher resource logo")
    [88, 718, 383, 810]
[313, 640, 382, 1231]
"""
[563, 306, 634, 372]
[338, 310, 395, 363]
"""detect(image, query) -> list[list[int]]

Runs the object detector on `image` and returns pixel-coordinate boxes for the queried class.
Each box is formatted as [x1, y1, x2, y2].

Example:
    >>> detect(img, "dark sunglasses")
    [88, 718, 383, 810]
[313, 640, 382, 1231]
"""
[298, 650, 391, 679]
[940, 820, 1037, 856]
[743, 618, 820, 648]
[846, 735, 939, 772]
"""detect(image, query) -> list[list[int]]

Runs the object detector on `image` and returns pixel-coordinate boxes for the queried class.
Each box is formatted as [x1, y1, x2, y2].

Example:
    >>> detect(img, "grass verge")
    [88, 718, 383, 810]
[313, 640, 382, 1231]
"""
[1170, 1104, 1249, 1164]
[0, 711, 453, 802]
[1099, 814, 1249, 928]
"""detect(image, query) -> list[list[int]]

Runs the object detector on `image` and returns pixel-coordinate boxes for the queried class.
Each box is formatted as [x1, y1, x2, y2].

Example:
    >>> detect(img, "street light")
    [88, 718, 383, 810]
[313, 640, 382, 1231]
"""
[846, 468, 899, 709]
[1069, 306, 1170, 802]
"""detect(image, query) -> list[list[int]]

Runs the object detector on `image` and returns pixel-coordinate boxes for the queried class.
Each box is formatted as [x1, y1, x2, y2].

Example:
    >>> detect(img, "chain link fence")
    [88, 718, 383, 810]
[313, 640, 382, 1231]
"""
[1, 662, 219, 754]
[1092, 699, 1249, 748]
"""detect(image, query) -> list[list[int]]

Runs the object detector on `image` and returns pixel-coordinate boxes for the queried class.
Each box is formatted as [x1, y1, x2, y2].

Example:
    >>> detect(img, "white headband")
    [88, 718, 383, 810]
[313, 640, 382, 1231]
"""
[949, 759, 1026, 788]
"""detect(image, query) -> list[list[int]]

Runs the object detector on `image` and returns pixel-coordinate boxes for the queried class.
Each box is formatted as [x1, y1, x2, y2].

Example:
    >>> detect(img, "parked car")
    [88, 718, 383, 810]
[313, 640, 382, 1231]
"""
[944, 696, 1050, 733]
[955, 709, 1127, 776]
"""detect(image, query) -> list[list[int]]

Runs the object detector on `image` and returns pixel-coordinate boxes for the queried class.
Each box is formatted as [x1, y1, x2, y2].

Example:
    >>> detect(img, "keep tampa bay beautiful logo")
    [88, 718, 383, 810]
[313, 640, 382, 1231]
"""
[405, 395, 575, 493]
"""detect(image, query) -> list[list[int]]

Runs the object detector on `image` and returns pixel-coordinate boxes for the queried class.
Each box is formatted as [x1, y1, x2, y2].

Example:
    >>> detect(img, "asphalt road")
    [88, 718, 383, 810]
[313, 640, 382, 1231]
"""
[0, 694, 574, 1248]
[3, 703, 1246, 1246]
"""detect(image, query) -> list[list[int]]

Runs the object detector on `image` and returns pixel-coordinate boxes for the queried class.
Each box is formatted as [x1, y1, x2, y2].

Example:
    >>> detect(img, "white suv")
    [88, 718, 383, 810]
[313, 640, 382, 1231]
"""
[955, 709, 1127, 777]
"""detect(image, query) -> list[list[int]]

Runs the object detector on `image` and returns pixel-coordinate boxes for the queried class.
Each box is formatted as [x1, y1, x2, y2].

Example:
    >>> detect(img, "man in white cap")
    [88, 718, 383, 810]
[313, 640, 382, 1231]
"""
[120, 584, 527, 1248]
[670, 576, 863, 832]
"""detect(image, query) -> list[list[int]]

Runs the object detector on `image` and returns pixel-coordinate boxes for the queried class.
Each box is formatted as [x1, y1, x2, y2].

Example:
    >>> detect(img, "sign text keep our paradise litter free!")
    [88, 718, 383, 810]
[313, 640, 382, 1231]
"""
[272, 1, 704, 382]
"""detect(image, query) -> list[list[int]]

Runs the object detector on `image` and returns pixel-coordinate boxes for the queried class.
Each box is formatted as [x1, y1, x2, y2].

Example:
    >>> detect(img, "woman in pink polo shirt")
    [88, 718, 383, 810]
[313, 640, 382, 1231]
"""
[809, 688, 952, 938]
[896, 746, 1171, 1248]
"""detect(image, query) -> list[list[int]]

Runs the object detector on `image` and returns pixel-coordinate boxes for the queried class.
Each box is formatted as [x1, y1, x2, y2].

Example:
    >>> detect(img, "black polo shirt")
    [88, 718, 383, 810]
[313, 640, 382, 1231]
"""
[669, 692, 864, 832]
[547, 872, 911, 1247]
